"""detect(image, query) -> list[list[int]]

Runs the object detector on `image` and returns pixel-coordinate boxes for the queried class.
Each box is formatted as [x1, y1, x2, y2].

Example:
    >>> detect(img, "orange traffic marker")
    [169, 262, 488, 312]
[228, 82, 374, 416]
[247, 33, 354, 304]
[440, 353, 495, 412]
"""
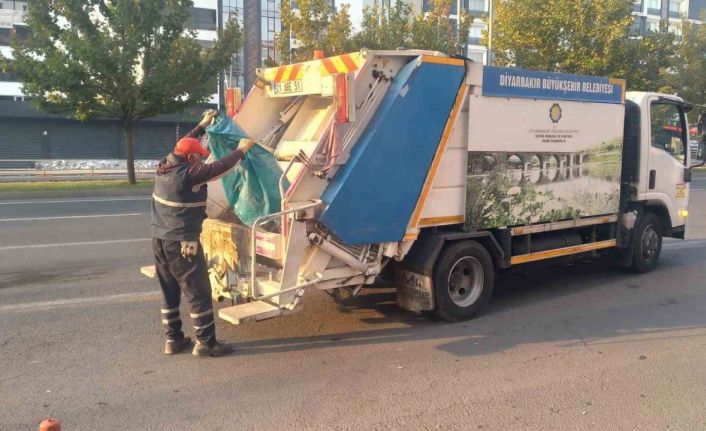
[39, 418, 61, 431]
[313, 49, 325, 59]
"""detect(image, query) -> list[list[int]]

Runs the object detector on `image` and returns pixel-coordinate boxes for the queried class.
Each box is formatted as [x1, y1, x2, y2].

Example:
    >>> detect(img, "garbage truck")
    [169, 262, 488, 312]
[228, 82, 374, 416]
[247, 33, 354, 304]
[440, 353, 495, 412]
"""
[146, 49, 699, 324]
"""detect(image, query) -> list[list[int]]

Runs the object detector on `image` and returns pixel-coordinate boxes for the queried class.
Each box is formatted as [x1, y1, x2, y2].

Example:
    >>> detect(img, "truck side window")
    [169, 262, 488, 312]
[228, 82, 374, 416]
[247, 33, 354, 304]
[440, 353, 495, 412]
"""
[650, 102, 686, 165]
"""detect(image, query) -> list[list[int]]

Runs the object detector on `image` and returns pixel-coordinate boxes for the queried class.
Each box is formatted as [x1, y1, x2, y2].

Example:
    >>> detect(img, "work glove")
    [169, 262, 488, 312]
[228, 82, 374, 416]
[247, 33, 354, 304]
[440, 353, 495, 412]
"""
[238, 138, 255, 153]
[199, 110, 219, 127]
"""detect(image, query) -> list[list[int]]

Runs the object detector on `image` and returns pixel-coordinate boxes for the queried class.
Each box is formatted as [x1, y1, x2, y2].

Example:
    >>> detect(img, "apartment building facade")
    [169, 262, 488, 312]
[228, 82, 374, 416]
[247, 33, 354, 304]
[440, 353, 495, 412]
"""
[631, 0, 706, 36]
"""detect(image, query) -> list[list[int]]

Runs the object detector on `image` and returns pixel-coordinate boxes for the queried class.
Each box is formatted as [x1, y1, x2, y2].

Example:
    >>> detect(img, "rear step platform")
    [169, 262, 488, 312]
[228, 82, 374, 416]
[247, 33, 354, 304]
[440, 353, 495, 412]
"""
[219, 301, 282, 325]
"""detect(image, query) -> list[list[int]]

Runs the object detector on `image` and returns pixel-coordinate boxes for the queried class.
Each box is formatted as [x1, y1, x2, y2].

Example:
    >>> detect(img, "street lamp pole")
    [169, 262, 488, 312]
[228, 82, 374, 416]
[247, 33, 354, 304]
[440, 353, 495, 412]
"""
[487, 0, 493, 65]
[456, 0, 462, 52]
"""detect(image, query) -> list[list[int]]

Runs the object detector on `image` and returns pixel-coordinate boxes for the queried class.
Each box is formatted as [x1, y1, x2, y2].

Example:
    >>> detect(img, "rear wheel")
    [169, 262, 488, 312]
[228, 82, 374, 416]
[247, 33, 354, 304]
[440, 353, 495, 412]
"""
[632, 212, 662, 273]
[433, 241, 494, 322]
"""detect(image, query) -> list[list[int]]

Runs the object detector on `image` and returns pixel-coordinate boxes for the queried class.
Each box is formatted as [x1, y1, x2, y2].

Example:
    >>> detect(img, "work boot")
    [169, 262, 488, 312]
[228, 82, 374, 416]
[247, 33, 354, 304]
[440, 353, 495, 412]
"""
[164, 336, 192, 355]
[192, 340, 234, 357]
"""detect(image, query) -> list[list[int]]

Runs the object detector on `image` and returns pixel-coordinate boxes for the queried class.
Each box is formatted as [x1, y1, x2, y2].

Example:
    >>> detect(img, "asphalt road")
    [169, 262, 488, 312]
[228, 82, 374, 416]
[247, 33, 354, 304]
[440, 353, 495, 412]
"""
[1, 179, 706, 430]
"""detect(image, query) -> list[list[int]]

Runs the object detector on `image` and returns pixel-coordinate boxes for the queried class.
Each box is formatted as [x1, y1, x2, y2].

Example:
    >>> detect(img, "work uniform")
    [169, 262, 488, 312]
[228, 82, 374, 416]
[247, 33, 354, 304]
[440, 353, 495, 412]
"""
[151, 125, 245, 345]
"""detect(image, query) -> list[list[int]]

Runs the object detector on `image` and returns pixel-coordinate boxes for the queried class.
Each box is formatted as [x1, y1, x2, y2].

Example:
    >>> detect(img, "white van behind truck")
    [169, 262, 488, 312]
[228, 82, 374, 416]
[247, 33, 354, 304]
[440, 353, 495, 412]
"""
[143, 50, 699, 325]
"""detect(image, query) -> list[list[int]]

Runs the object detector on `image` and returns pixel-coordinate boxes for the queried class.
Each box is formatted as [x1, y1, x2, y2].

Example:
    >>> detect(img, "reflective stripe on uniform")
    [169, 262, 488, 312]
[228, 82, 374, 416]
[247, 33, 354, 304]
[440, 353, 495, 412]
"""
[161, 307, 179, 314]
[193, 320, 214, 330]
[189, 308, 213, 319]
[162, 317, 181, 324]
[152, 193, 207, 208]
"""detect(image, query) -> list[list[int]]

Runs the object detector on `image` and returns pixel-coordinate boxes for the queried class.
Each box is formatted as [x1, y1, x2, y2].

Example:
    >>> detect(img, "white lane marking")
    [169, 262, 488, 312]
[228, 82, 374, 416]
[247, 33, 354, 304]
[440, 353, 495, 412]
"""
[691, 188, 705, 191]
[0, 213, 143, 222]
[0, 238, 150, 251]
[0, 196, 151, 205]
[0, 291, 161, 312]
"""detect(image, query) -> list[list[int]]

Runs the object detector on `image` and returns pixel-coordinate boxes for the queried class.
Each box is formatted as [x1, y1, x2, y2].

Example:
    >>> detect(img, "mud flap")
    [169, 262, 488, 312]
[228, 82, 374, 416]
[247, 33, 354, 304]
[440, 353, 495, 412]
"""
[395, 268, 434, 312]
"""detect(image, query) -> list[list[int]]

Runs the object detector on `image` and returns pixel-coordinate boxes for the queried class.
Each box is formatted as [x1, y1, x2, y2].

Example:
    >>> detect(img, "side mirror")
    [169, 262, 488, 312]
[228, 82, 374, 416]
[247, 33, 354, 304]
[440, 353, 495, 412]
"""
[684, 167, 692, 183]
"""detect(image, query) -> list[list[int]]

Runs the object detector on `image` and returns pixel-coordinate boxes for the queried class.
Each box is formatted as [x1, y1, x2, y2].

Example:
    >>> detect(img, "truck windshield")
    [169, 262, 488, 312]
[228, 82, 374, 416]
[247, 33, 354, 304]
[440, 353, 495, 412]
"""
[650, 102, 686, 165]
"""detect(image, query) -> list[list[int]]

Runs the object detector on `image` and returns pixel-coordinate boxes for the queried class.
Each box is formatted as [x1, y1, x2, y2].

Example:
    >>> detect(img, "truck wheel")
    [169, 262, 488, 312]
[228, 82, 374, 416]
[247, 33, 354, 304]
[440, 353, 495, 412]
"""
[433, 241, 494, 322]
[632, 212, 662, 273]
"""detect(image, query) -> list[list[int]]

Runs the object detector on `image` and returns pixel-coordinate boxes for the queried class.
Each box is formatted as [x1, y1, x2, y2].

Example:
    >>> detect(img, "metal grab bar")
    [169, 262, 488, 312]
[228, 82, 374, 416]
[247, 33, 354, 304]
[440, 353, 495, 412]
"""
[278, 156, 298, 203]
[255, 274, 323, 302]
[249, 200, 323, 297]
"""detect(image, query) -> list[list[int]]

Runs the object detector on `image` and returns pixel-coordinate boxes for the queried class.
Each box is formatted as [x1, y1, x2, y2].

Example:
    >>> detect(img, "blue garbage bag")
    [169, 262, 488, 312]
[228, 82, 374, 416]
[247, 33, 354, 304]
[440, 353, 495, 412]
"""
[205, 115, 288, 226]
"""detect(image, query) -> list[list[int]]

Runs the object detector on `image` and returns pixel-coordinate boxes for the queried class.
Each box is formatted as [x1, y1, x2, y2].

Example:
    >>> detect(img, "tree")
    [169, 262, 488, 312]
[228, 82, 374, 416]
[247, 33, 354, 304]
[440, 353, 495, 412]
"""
[487, 0, 678, 91]
[488, 0, 635, 77]
[353, 0, 413, 51]
[276, 0, 353, 64]
[623, 23, 675, 92]
[8, 0, 241, 184]
[410, 0, 472, 55]
[664, 17, 706, 114]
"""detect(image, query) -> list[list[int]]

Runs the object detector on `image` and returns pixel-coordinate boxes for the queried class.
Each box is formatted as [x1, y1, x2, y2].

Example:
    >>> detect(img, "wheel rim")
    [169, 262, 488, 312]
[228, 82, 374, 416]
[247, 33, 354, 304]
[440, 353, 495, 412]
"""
[447, 256, 484, 308]
[641, 224, 659, 260]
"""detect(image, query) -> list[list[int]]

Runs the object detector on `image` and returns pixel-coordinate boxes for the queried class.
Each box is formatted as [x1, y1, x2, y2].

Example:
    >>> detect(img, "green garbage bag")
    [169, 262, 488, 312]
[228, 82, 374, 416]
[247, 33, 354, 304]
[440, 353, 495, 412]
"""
[205, 115, 288, 226]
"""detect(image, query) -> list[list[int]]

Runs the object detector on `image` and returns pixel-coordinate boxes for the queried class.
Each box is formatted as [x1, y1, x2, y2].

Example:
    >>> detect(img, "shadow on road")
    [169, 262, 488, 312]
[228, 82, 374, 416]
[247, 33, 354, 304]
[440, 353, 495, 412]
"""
[231, 243, 706, 358]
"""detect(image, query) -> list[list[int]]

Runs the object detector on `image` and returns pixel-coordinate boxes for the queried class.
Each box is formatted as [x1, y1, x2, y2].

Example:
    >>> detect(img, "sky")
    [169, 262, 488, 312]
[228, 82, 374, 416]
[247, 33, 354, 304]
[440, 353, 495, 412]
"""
[344, 0, 365, 31]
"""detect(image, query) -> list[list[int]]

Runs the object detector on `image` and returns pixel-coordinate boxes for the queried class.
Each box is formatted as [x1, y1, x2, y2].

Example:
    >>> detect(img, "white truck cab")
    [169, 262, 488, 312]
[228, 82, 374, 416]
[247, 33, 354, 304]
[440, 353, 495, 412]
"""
[627, 92, 692, 236]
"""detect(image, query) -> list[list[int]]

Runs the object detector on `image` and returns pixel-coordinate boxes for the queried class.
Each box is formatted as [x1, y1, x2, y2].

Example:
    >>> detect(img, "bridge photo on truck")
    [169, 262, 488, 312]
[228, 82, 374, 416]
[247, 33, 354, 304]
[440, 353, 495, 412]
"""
[143, 49, 699, 325]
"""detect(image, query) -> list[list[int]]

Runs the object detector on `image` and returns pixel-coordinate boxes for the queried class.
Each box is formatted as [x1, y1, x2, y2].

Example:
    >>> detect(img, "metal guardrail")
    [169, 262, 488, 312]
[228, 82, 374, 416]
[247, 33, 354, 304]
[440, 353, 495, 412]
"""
[0, 159, 157, 177]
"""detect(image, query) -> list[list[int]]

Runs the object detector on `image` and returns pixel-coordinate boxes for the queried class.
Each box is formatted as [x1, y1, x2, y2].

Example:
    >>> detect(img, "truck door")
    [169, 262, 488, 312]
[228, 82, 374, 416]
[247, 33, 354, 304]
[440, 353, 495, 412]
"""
[647, 99, 690, 229]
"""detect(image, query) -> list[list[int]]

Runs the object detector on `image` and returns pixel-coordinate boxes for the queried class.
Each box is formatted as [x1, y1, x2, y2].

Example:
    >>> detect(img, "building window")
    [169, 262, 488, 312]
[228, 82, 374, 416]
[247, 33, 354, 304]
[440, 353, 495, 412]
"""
[468, 0, 485, 13]
[0, 27, 11, 45]
[13, 24, 30, 41]
[187, 7, 217, 31]
[633, 0, 643, 13]
[260, 0, 280, 63]
[668, 24, 682, 37]
[0, 70, 16, 82]
[668, 0, 682, 18]
[646, 0, 660, 15]
[222, 0, 245, 90]
[467, 50, 485, 63]
[646, 19, 660, 33]
[629, 16, 644, 36]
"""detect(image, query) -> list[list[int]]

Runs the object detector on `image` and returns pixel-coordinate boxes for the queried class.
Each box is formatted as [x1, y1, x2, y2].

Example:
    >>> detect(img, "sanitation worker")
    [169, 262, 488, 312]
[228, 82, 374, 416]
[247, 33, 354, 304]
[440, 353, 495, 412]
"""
[151, 110, 254, 357]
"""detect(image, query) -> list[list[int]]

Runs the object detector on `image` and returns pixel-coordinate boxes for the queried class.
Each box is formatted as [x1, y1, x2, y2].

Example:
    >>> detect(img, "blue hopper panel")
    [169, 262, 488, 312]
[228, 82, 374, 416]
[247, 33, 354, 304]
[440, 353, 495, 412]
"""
[319, 56, 465, 245]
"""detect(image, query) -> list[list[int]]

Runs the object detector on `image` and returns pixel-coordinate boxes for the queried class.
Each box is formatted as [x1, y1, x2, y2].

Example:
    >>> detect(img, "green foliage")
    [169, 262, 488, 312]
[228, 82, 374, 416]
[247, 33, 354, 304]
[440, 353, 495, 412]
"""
[276, 0, 352, 64]
[625, 23, 675, 92]
[353, 0, 413, 51]
[276, 0, 472, 65]
[410, 0, 472, 55]
[489, 0, 634, 76]
[6, 0, 242, 183]
[663, 16, 706, 117]
[487, 0, 675, 92]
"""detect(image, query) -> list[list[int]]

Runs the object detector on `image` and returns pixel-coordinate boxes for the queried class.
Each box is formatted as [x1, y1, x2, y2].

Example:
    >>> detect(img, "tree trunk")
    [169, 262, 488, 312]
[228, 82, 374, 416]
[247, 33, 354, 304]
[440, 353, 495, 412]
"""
[123, 120, 136, 185]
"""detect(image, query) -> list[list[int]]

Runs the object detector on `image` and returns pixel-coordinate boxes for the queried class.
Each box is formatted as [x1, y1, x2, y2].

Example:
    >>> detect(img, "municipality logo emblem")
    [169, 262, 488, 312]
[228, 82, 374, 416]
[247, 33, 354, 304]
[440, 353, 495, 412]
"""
[549, 103, 562, 123]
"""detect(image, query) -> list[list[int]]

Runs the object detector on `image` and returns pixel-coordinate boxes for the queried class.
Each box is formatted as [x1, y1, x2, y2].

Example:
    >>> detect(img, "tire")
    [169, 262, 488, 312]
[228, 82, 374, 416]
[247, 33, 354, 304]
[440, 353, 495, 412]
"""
[631, 212, 663, 273]
[433, 240, 494, 322]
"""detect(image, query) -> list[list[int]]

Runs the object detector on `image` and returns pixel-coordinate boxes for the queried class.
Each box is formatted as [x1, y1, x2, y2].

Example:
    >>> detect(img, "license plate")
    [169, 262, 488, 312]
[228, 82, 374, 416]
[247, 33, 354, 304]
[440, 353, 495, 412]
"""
[274, 80, 303, 94]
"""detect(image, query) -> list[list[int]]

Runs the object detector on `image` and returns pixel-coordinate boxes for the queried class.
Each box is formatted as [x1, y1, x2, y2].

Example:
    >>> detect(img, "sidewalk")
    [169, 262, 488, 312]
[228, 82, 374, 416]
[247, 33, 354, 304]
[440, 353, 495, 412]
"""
[0, 169, 155, 182]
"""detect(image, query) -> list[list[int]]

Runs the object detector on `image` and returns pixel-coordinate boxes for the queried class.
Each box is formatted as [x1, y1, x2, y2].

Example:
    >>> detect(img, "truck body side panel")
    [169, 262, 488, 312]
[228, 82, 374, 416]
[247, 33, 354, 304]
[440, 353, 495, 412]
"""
[464, 68, 626, 230]
[318, 56, 465, 245]
[410, 85, 470, 230]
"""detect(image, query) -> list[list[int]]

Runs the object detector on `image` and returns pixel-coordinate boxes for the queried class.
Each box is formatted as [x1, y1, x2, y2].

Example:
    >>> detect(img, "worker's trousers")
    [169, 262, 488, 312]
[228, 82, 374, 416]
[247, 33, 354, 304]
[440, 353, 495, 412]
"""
[152, 238, 215, 344]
